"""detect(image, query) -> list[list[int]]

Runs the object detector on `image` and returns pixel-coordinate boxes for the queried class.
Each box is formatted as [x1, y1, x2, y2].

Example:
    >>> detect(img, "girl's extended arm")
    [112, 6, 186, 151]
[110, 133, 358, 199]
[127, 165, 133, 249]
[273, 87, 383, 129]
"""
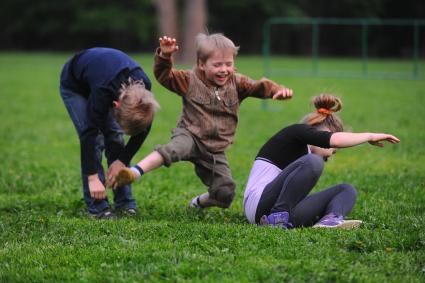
[330, 132, 400, 148]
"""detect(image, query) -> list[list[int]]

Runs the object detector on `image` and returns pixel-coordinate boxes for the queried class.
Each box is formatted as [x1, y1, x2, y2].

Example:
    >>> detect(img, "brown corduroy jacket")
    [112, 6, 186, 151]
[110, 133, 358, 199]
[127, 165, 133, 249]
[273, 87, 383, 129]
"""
[154, 49, 283, 153]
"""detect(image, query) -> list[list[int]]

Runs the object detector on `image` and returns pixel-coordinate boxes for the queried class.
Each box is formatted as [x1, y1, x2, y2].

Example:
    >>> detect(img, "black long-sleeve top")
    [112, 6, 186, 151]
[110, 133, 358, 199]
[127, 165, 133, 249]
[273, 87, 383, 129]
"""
[256, 124, 333, 170]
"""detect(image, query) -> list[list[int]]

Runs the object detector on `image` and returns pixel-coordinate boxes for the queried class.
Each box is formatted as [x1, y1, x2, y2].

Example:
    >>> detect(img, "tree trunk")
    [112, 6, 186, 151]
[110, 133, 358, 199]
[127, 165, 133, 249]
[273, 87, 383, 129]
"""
[153, 0, 178, 39]
[179, 0, 207, 65]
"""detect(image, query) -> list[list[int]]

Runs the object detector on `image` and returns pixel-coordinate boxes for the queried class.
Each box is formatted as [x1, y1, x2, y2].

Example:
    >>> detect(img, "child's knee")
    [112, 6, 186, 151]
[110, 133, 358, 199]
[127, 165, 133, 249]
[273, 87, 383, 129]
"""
[210, 181, 236, 208]
[341, 183, 357, 198]
[155, 134, 194, 167]
[304, 154, 324, 176]
[155, 143, 191, 167]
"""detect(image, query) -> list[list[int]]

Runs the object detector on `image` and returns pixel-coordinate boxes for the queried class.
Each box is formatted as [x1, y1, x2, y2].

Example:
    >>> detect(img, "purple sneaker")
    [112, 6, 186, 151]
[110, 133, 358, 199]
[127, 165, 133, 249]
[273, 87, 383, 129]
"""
[313, 213, 362, 229]
[259, 211, 292, 229]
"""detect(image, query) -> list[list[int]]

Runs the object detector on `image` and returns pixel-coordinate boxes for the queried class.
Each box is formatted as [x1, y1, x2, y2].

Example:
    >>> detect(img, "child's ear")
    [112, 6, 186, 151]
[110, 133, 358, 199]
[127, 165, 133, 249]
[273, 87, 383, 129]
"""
[198, 60, 206, 71]
[113, 101, 120, 108]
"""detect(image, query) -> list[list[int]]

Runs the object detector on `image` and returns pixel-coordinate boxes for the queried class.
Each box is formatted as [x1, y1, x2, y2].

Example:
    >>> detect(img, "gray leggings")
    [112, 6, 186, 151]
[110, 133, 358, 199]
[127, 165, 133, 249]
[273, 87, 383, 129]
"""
[255, 154, 357, 227]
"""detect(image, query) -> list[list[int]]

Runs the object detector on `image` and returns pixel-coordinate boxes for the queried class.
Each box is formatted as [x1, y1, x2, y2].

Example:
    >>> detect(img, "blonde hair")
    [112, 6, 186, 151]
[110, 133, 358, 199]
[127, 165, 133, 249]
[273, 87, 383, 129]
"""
[195, 33, 240, 64]
[302, 94, 344, 132]
[113, 79, 160, 136]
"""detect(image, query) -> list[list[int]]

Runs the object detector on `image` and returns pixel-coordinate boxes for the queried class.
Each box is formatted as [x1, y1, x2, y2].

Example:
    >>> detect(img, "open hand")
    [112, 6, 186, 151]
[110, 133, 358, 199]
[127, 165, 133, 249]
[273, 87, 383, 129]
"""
[107, 160, 126, 188]
[159, 36, 179, 58]
[272, 87, 293, 100]
[368, 133, 400, 147]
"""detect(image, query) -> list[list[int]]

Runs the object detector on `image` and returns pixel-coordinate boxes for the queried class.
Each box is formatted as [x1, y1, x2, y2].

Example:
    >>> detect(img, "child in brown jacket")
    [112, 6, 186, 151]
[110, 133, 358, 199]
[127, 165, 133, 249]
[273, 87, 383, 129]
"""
[114, 33, 293, 209]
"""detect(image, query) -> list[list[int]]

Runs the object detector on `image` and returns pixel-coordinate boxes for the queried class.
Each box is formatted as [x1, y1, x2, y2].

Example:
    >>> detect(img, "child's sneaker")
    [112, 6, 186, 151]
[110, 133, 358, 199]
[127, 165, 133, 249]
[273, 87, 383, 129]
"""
[115, 168, 137, 187]
[116, 207, 137, 217]
[188, 196, 204, 209]
[259, 211, 292, 229]
[89, 208, 116, 220]
[124, 208, 137, 216]
[313, 213, 362, 229]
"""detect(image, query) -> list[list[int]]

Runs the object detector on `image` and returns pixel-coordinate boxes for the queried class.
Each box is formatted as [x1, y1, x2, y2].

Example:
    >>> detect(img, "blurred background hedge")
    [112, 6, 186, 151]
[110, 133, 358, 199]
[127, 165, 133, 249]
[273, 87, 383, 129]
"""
[1, 0, 424, 56]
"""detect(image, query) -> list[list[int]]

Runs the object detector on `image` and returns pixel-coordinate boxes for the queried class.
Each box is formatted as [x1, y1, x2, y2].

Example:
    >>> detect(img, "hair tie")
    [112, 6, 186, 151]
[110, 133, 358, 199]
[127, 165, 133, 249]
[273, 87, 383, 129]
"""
[317, 108, 332, 115]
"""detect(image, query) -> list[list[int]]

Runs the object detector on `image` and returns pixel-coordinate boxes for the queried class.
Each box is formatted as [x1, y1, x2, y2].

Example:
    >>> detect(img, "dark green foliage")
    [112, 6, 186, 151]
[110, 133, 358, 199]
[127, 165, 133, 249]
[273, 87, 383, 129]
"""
[0, 1, 424, 53]
[0, 0, 157, 51]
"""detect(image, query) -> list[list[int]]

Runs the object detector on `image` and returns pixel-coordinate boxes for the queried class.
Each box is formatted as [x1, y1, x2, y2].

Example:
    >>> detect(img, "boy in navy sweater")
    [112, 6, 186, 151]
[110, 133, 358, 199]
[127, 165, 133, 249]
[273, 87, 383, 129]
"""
[60, 47, 159, 218]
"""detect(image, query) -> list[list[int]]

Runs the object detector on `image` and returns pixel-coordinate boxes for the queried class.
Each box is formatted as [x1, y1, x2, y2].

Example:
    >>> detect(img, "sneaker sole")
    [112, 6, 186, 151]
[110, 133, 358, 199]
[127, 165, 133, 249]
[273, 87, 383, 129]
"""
[313, 220, 363, 229]
[88, 211, 116, 220]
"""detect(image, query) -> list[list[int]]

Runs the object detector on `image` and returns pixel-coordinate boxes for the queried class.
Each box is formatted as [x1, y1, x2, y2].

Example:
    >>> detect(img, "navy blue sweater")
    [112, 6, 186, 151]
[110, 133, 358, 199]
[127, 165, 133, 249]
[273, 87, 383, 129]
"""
[60, 47, 152, 175]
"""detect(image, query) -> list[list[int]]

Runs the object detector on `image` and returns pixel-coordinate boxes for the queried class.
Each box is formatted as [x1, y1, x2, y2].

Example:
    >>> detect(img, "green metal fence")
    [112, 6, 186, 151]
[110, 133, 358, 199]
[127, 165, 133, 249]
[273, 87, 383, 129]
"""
[263, 18, 425, 80]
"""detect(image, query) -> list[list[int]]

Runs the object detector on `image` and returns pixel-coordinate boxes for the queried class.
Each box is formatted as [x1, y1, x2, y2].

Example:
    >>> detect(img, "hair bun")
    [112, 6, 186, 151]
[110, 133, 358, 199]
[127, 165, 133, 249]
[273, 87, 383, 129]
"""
[313, 93, 342, 114]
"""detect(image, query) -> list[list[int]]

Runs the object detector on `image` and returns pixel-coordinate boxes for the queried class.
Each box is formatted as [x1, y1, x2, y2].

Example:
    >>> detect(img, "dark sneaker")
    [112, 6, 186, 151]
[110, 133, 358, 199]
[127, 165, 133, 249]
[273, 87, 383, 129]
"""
[89, 208, 116, 220]
[113, 207, 137, 217]
[259, 211, 292, 229]
[122, 208, 137, 216]
[313, 213, 362, 229]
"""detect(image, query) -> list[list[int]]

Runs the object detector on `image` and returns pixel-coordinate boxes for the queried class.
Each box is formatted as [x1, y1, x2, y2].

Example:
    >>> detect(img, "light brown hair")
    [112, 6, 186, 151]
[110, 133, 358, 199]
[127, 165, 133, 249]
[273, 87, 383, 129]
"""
[302, 94, 344, 132]
[113, 79, 160, 136]
[195, 33, 240, 64]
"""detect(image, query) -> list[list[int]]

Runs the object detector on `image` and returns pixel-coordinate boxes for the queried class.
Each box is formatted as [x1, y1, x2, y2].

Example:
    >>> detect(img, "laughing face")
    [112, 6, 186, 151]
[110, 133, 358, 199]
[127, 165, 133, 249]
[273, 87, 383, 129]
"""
[198, 50, 235, 87]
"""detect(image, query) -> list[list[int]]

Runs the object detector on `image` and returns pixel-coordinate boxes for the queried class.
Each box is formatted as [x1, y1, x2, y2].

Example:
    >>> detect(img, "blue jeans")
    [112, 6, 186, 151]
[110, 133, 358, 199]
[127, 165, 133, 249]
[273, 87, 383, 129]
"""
[60, 85, 136, 214]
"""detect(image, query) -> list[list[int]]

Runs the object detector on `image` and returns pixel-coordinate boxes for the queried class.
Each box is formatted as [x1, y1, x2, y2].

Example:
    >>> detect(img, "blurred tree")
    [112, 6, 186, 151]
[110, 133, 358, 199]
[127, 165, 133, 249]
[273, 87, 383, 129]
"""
[153, 0, 178, 39]
[153, 0, 206, 64]
[0, 0, 157, 51]
[180, 0, 207, 64]
[0, 0, 423, 55]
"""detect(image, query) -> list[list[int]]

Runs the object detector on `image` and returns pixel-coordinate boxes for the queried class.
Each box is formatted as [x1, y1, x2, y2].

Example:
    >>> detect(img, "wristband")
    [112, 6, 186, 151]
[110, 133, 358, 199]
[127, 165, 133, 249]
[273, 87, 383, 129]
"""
[134, 165, 144, 176]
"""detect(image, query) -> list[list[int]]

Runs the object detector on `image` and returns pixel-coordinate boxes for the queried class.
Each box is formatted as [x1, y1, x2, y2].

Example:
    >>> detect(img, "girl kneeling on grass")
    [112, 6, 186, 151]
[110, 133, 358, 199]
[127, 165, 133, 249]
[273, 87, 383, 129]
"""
[243, 94, 400, 229]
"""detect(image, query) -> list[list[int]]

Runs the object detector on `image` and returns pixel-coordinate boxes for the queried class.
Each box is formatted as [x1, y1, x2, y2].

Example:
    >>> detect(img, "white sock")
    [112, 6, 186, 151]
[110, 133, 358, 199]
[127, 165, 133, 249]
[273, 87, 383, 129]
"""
[130, 167, 142, 180]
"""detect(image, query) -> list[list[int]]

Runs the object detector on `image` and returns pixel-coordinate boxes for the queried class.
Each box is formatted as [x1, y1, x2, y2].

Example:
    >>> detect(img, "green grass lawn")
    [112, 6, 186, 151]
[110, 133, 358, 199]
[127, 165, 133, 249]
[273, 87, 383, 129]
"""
[0, 52, 424, 282]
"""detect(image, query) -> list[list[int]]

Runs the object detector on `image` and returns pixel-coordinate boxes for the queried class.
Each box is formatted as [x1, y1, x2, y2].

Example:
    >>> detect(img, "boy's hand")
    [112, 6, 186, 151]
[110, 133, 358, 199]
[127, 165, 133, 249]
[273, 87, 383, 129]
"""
[107, 160, 126, 188]
[368, 133, 400, 147]
[272, 87, 293, 100]
[88, 174, 106, 200]
[159, 36, 179, 58]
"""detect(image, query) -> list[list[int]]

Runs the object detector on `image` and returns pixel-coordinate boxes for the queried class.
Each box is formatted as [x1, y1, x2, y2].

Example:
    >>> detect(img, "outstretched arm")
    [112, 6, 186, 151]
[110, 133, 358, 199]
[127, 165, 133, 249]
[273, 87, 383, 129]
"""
[236, 75, 293, 101]
[330, 132, 400, 148]
[154, 36, 190, 96]
[158, 36, 179, 58]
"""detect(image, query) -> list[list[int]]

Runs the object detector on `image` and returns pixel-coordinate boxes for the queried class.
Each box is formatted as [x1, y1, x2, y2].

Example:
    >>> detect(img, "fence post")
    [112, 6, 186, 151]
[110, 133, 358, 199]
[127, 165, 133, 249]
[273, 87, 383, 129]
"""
[413, 20, 419, 78]
[262, 17, 423, 80]
[263, 19, 271, 78]
[362, 20, 368, 77]
[312, 19, 319, 75]
[262, 19, 271, 109]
